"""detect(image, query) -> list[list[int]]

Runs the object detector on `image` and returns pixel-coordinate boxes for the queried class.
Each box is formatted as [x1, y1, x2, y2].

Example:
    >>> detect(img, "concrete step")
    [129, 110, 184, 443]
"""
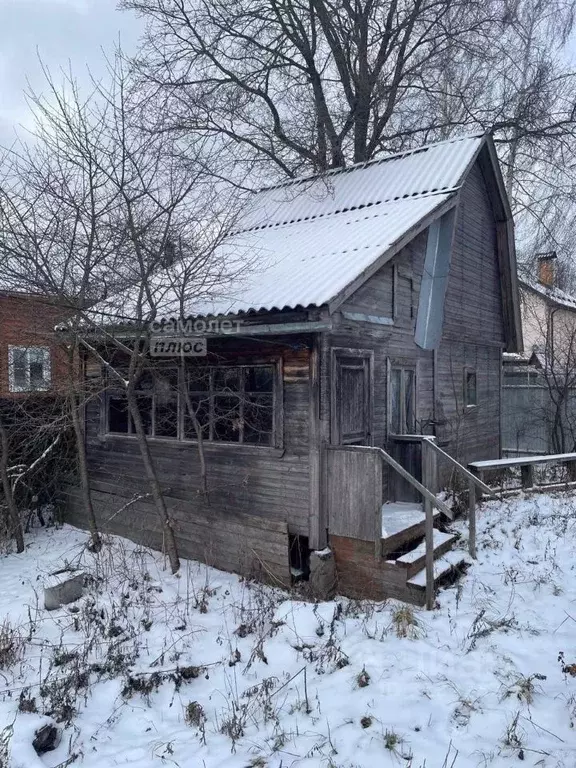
[391, 530, 457, 578]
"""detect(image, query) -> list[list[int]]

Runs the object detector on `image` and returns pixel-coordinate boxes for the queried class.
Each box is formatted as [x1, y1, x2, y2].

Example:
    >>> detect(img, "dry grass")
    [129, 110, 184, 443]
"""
[0, 619, 24, 670]
[391, 605, 420, 639]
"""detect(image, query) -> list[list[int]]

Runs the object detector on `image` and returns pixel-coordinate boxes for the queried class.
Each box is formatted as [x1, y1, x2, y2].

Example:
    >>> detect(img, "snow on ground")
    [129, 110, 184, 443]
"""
[1, 493, 576, 767]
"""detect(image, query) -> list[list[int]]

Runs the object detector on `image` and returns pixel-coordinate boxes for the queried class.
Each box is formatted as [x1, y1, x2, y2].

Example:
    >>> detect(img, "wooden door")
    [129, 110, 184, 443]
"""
[332, 352, 372, 445]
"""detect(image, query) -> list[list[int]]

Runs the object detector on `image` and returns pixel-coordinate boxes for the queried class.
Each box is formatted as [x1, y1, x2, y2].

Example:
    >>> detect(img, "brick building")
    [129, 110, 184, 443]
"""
[0, 292, 69, 397]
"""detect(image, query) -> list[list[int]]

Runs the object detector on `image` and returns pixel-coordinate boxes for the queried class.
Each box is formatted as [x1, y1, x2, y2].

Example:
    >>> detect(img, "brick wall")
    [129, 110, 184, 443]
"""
[330, 534, 424, 603]
[0, 293, 69, 397]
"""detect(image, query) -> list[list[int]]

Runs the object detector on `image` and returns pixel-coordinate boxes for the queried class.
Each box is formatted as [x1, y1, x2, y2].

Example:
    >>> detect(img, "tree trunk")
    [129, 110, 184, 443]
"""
[68, 387, 102, 552]
[126, 386, 180, 573]
[0, 417, 24, 553]
[181, 362, 209, 500]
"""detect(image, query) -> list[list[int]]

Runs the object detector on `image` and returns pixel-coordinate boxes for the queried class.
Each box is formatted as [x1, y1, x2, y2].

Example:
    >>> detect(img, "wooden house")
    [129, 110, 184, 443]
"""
[65, 134, 522, 605]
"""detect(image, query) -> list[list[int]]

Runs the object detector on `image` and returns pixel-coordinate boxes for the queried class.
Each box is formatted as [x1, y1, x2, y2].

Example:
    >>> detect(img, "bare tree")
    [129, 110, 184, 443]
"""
[0, 54, 243, 571]
[514, 287, 576, 453]
[122, 0, 576, 282]
[122, 0, 500, 175]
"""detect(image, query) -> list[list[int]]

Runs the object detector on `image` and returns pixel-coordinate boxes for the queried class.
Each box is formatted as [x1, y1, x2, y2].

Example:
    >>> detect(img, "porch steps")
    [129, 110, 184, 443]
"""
[391, 530, 457, 579]
[331, 501, 468, 607]
[378, 502, 467, 607]
[408, 548, 469, 588]
[407, 550, 471, 604]
[381, 502, 440, 555]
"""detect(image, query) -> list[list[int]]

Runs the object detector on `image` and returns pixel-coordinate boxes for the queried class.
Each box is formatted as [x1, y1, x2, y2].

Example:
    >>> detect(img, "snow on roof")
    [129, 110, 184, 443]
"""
[520, 277, 576, 311]
[199, 193, 452, 316]
[240, 133, 484, 232]
[198, 134, 485, 316]
[95, 134, 486, 322]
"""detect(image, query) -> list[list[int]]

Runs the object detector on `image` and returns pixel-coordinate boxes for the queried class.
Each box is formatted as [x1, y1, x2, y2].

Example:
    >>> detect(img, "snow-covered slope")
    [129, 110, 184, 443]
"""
[1, 492, 576, 767]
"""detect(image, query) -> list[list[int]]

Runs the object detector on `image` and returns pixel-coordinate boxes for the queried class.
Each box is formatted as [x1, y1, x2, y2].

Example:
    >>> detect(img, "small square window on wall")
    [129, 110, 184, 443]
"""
[8, 346, 51, 392]
[464, 369, 477, 408]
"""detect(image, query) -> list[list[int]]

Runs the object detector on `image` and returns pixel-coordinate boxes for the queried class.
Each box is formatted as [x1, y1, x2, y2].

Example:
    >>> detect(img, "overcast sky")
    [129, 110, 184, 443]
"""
[0, 0, 142, 144]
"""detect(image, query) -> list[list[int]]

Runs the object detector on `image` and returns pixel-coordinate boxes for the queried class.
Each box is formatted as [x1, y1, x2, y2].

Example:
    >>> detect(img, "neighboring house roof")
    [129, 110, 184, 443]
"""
[520, 276, 576, 312]
[96, 132, 522, 351]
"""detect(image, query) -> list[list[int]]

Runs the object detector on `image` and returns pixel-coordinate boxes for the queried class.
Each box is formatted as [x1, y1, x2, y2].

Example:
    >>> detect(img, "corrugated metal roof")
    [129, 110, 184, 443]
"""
[94, 134, 487, 322]
[198, 193, 453, 316]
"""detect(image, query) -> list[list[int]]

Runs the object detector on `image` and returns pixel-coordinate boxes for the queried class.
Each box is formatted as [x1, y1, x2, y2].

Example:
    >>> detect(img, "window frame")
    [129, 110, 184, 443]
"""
[183, 363, 279, 446]
[463, 367, 478, 409]
[8, 345, 51, 392]
[106, 368, 180, 438]
[387, 359, 418, 436]
[104, 361, 282, 449]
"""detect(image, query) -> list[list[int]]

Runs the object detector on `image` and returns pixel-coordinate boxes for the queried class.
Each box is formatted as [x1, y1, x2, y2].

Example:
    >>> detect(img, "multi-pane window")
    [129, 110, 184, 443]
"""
[464, 369, 478, 407]
[389, 366, 416, 434]
[184, 365, 275, 445]
[107, 364, 276, 446]
[8, 346, 51, 392]
[503, 370, 541, 387]
[107, 369, 179, 437]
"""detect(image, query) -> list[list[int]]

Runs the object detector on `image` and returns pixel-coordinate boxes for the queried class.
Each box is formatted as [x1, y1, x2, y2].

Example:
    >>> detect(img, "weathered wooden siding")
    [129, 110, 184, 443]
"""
[435, 161, 504, 465]
[63, 485, 291, 586]
[330, 158, 505, 482]
[333, 229, 434, 451]
[326, 447, 382, 541]
[64, 340, 312, 579]
[444, 162, 504, 345]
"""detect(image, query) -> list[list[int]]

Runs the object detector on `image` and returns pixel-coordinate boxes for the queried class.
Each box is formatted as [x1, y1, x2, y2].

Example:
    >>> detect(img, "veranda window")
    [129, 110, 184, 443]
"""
[107, 369, 179, 437]
[106, 364, 276, 446]
[184, 365, 275, 445]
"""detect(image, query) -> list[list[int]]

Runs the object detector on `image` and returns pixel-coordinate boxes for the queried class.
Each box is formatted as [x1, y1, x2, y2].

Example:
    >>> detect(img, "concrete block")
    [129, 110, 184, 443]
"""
[44, 570, 85, 611]
[308, 548, 336, 600]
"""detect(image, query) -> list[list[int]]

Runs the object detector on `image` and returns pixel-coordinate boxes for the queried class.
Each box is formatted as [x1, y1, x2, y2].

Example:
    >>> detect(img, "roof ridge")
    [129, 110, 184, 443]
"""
[257, 132, 487, 194]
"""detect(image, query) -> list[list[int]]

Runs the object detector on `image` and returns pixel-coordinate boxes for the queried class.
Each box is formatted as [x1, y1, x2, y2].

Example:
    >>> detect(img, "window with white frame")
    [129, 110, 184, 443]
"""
[8, 346, 51, 392]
